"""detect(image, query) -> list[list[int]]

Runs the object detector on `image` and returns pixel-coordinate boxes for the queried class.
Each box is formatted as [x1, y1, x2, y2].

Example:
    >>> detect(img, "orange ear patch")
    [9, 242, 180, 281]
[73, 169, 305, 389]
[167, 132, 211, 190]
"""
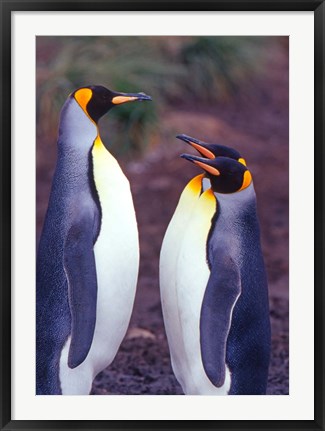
[239, 170, 252, 191]
[190, 142, 215, 159]
[112, 95, 137, 104]
[194, 161, 220, 176]
[238, 157, 247, 166]
[74, 88, 93, 112]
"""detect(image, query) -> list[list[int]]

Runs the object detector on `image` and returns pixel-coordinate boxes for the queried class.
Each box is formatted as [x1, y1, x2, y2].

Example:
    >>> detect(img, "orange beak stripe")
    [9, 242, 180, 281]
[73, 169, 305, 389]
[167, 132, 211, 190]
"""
[194, 161, 220, 176]
[112, 95, 138, 104]
[190, 142, 215, 159]
[238, 157, 247, 166]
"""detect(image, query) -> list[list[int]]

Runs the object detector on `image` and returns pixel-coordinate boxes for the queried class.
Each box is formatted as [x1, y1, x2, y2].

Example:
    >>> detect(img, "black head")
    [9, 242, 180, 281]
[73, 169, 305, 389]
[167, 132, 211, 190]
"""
[176, 134, 247, 166]
[71, 85, 152, 123]
[181, 154, 252, 194]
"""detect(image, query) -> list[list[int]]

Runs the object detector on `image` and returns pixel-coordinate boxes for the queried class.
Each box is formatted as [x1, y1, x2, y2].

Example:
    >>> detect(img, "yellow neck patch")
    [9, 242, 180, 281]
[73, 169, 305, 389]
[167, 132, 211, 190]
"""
[91, 134, 115, 195]
[93, 134, 106, 151]
[187, 174, 205, 195]
[74, 88, 95, 123]
[201, 187, 215, 203]
[239, 170, 252, 191]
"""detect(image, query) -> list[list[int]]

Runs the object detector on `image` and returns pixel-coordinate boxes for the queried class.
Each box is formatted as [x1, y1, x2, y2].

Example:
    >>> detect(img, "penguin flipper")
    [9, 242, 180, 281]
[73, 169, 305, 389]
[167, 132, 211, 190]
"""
[200, 254, 241, 387]
[64, 214, 98, 369]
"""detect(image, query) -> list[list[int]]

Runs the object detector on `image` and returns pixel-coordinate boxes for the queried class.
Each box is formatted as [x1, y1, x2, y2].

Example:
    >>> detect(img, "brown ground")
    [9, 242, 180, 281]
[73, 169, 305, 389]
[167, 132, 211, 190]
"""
[37, 42, 289, 395]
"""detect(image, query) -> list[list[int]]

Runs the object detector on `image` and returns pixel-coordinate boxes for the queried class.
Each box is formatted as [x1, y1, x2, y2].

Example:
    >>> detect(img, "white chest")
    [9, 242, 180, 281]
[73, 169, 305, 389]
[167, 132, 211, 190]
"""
[59, 138, 139, 394]
[160, 183, 231, 394]
[90, 139, 139, 366]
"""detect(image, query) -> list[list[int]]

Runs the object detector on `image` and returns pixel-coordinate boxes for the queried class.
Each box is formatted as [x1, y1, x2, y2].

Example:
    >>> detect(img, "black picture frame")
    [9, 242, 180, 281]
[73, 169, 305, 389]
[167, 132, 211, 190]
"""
[1, 1, 324, 430]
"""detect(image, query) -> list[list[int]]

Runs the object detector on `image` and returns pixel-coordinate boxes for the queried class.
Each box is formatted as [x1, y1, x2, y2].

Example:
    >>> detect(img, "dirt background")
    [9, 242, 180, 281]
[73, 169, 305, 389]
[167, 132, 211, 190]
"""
[36, 39, 289, 395]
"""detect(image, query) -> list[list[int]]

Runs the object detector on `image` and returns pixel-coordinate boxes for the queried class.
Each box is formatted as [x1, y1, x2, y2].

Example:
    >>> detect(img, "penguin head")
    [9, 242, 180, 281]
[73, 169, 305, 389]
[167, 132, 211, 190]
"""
[181, 154, 252, 194]
[71, 85, 152, 123]
[176, 134, 247, 166]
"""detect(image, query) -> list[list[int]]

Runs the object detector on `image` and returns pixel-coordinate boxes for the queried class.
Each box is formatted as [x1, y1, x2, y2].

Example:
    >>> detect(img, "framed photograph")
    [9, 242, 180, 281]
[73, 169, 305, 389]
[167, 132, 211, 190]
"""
[2, 0, 324, 429]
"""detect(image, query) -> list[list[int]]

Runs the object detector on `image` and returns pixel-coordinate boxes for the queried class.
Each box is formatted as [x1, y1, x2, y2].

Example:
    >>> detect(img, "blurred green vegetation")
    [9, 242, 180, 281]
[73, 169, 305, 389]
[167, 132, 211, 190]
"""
[36, 36, 282, 158]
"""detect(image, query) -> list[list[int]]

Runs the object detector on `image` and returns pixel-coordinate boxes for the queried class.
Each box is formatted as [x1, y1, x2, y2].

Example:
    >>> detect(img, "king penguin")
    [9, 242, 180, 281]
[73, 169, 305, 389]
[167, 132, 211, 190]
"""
[159, 137, 271, 395]
[36, 85, 152, 395]
[174, 134, 247, 193]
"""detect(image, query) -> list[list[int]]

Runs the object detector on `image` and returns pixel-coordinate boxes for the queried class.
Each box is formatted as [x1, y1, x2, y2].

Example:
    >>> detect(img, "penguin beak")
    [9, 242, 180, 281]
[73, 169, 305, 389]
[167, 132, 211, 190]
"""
[180, 153, 221, 176]
[176, 134, 215, 159]
[112, 91, 152, 105]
